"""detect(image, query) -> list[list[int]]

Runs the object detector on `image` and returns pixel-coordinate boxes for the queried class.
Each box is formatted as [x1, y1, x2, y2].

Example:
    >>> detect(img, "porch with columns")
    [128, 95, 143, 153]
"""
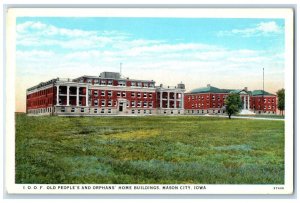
[56, 85, 89, 107]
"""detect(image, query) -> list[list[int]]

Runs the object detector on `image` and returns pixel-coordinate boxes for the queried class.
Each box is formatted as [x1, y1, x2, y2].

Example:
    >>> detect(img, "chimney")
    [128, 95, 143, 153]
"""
[244, 87, 248, 91]
[207, 84, 211, 88]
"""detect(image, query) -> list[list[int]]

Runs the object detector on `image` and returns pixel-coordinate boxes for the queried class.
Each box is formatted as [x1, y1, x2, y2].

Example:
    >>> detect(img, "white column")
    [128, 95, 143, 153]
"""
[160, 91, 163, 108]
[243, 96, 246, 110]
[167, 92, 170, 108]
[174, 93, 177, 108]
[67, 86, 70, 106]
[248, 96, 250, 110]
[76, 86, 79, 106]
[56, 85, 60, 105]
[85, 86, 88, 107]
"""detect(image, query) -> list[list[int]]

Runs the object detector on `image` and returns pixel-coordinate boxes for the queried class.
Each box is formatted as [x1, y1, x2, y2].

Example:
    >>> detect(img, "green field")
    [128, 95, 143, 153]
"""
[15, 114, 284, 184]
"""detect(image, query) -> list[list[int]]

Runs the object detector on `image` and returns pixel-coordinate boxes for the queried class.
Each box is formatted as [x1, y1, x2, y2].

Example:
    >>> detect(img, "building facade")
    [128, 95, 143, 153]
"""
[184, 84, 277, 115]
[26, 72, 185, 116]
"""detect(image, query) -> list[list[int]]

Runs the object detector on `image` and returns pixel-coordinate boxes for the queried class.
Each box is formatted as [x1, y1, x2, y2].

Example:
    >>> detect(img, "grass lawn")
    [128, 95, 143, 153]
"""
[15, 114, 284, 184]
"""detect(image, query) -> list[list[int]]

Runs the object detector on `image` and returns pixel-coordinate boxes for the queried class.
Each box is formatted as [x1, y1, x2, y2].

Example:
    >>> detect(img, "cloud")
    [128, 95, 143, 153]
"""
[217, 21, 283, 37]
[16, 20, 284, 112]
[16, 21, 131, 49]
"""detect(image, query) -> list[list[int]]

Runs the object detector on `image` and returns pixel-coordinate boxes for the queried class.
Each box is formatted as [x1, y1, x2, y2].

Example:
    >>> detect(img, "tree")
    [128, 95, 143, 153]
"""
[224, 93, 243, 119]
[276, 88, 285, 116]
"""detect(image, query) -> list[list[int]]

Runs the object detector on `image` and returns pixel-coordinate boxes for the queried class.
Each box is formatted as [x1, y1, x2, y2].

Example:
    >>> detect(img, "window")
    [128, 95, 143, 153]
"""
[61, 107, 65, 112]
[87, 79, 92, 83]
[108, 91, 112, 97]
[137, 82, 142, 87]
[202, 110, 204, 114]
[94, 109, 98, 113]
[131, 101, 135, 107]
[137, 101, 142, 107]
[94, 99, 98, 106]
[107, 80, 112, 85]
[149, 83, 154, 88]
[138, 110, 140, 114]
[171, 110, 173, 114]
[149, 110, 152, 114]
[101, 80, 106, 85]
[117, 92, 121, 97]
[143, 102, 147, 108]
[101, 91, 105, 96]
[108, 109, 111, 113]
[131, 92, 135, 98]
[131, 82, 136, 87]
[192, 110, 194, 114]
[122, 92, 126, 97]
[108, 100, 112, 107]
[118, 81, 126, 86]
[94, 79, 99, 84]
[149, 102, 153, 108]
[101, 100, 106, 107]
[164, 110, 167, 114]
[143, 83, 148, 87]
[149, 93, 152, 98]
[101, 109, 104, 114]
[143, 93, 147, 98]
[114, 101, 117, 106]
[144, 110, 147, 114]
[137, 93, 141, 98]
[132, 110, 135, 114]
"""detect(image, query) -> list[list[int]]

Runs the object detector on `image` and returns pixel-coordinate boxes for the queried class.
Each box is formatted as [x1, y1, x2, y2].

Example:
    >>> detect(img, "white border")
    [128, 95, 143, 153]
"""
[5, 7, 294, 195]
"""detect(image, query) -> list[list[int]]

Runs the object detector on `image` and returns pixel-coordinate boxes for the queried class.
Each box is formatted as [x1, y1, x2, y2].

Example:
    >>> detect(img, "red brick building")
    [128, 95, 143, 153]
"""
[26, 72, 185, 115]
[184, 84, 277, 115]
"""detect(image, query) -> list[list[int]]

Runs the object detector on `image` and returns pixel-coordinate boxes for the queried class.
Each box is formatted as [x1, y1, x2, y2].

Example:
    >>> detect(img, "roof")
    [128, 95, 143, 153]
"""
[189, 85, 242, 94]
[250, 90, 275, 96]
[189, 85, 226, 94]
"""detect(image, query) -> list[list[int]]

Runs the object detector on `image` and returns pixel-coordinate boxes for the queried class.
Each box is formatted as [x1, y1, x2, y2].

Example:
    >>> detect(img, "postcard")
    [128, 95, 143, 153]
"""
[5, 7, 294, 194]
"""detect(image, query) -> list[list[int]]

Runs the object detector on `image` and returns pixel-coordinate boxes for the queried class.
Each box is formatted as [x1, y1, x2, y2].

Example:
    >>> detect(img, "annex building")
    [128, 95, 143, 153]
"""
[26, 72, 185, 116]
[184, 84, 277, 115]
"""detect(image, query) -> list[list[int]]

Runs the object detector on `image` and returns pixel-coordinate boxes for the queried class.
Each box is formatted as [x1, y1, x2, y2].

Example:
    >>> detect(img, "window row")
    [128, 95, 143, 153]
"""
[28, 98, 52, 106]
[27, 88, 53, 98]
[92, 90, 153, 98]
[28, 107, 52, 114]
[187, 109, 225, 114]
[93, 100, 154, 108]
[82, 79, 155, 88]
[187, 95, 227, 101]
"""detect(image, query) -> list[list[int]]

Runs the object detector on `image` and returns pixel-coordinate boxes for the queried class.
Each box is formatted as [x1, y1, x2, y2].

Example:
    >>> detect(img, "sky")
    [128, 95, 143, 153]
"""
[16, 17, 285, 112]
